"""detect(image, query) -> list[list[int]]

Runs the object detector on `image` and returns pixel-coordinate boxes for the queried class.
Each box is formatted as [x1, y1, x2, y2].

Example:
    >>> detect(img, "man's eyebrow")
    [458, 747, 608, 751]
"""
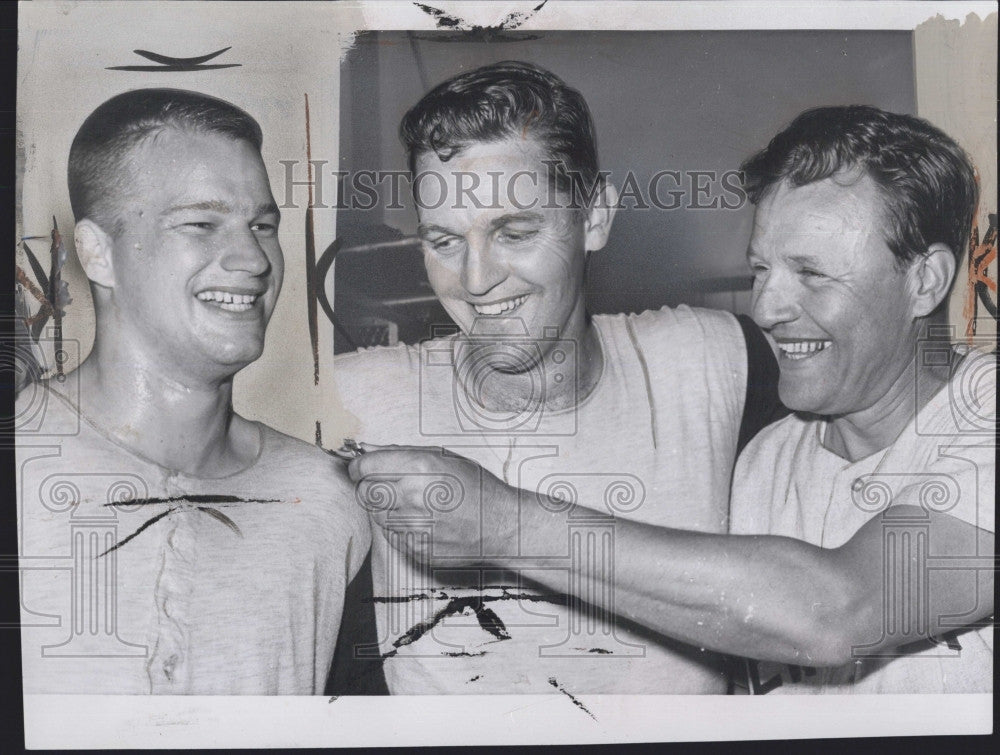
[416, 212, 545, 238]
[417, 223, 456, 238]
[163, 200, 231, 215]
[787, 253, 827, 267]
[488, 212, 544, 230]
[162, 201, 280, 216]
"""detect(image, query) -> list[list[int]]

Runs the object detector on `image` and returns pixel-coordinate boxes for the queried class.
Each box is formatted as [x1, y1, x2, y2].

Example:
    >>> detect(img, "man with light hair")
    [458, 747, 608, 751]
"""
[17, 88, 370, 694]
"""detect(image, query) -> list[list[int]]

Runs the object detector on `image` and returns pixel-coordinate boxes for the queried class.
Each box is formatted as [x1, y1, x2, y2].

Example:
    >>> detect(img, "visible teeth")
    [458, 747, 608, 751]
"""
[777, 340, 832, 360]
[473, 295, 527, 316]
[196, 290, 258, 311]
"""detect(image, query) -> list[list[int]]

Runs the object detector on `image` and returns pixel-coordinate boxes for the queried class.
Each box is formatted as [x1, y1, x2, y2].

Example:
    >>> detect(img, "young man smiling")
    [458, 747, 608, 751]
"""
[334, 61, 783, 695]
[16, 89, 370, 694]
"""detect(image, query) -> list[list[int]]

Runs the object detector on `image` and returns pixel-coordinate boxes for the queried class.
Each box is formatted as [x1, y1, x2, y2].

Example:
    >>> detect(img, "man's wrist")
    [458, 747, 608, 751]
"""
[477, 478, 521, 560]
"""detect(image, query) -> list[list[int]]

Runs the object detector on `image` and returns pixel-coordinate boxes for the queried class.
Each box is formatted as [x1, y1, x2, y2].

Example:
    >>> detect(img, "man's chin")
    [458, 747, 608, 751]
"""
[199, 340, 266, 376]
[777, 379, 838, 418]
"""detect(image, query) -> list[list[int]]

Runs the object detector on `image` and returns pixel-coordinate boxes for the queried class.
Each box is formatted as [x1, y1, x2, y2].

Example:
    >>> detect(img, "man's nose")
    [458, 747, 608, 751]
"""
[460, 237, 505, 295]
[219, 226, 272, 276]
[751, 270, 799, 330]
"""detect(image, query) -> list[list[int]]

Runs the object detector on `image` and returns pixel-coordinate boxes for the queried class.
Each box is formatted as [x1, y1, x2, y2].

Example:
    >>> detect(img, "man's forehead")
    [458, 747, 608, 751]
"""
[746, 177, 896, 270]
[124, 127, 264, 176]
[412, 135, 578, 231]
[116, 129, 272, 210]
[415, 135, 551, 175]
[754, 175, 883, 237]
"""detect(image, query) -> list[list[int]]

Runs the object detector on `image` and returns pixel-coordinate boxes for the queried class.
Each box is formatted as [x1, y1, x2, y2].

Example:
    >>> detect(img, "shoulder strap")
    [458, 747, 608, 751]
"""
[735, 315, 789, 456]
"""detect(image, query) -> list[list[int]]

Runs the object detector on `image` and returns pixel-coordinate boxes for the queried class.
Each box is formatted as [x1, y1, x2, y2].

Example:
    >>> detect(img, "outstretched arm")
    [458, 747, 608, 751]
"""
[349, 445, 993, 667]
[568, 501, 991, 666]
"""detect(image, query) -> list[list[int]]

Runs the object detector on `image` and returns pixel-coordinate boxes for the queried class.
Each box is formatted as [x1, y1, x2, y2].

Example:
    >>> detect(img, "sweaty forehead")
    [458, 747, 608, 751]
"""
[118, 128, 271, 211]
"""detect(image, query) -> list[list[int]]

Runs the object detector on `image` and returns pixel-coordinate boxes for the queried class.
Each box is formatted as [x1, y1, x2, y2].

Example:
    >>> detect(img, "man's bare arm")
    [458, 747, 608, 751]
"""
[518, 499, 992, 666]
[350, 446, 994, 667]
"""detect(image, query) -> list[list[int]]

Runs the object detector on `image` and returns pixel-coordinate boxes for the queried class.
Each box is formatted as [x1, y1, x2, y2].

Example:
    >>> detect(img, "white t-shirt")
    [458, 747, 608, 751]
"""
[730, 346, 995, 693]
[17, 383, 370, 694]
[334, 305, 748, 694]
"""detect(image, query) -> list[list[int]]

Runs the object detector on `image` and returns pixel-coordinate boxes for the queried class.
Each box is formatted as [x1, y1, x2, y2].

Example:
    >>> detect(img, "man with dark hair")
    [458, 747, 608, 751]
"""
[17, 88, 370, 694]
[335, 61, 783, 694]
[399, 60, 604, 205]
[351, 104, 994, 693]
[741, 105, 978, 270]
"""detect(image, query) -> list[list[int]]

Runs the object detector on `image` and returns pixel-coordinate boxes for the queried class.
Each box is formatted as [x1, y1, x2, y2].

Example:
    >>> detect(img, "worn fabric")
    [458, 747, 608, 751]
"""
[17, 383, 370, 695]
[334, 305, 749, 694]
[730, 346, 995, 693]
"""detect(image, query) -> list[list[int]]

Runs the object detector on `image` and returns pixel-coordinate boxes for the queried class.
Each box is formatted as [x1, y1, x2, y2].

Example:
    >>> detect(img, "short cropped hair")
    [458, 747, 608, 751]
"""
[741, 105, 979, 266]
[68, 88, 264, 235]
[399, 60, 601, 199]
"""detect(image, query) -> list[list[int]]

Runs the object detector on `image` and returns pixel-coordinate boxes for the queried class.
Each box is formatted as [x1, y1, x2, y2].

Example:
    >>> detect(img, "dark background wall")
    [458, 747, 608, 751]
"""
[333, 30, 915, 351]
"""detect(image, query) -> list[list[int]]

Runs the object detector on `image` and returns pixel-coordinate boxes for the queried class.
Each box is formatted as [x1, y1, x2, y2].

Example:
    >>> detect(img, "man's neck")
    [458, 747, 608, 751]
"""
[70, 338, 257, 477]
[459, 319, 605, 415]
[824, 353, 950, 462]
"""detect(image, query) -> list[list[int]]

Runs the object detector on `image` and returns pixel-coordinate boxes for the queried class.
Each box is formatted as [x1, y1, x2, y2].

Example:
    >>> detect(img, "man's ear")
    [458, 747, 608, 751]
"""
[909, 243, 956, 318]
[584, 182, 619, 253]
[74, 219, 115, 289]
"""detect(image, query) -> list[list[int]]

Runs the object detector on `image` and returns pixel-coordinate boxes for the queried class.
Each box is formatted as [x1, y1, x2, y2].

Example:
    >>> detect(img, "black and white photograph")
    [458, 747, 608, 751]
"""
[8, 0, 997, 748]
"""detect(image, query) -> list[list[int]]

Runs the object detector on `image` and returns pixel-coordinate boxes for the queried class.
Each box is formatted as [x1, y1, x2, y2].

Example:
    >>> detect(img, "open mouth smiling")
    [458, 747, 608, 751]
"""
[472, 294, 527, 316]
[776, 339, 832, 361]
[196, 289, 262, 313]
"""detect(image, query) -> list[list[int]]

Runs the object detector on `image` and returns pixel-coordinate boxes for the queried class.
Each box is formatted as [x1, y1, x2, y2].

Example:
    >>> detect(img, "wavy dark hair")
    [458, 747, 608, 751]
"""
[741, 105, 978, 266]
[400, 60, 601, 200]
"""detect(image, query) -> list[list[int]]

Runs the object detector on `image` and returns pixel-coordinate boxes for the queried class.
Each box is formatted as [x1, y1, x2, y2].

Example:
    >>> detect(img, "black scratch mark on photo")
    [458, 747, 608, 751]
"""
[474, 605, 510, 641]
[370, 592, 436, 604]
[382, 595, 514, 657]
[102, 494, 282, 507]
[97, 507, 177, 557]
[548, 677, 597, 721]
[196, 506, 242, 537]
[97, 498, 270, 557]
[413, 1, 548, 41]
[107, 47, 241, 72]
